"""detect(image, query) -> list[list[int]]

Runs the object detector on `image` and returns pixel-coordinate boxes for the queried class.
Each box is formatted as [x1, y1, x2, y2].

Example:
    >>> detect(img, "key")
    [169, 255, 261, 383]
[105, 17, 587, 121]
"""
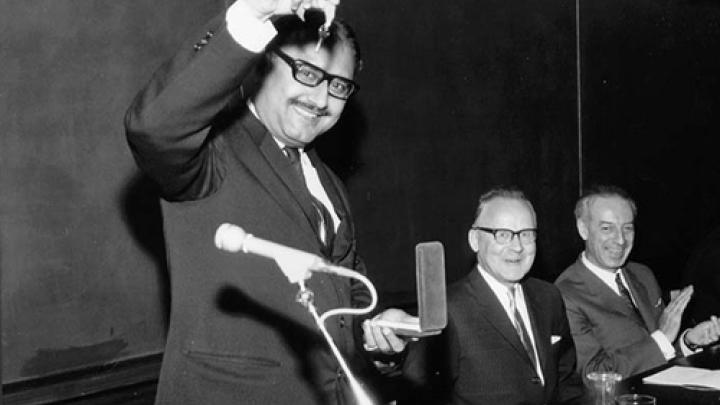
[315, 25, 331, 51]
[315, 3, 336, 52]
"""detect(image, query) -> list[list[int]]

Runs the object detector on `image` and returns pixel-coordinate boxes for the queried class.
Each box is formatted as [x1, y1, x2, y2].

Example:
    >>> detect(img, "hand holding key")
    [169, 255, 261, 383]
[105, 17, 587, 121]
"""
[241, 0, 338, 23]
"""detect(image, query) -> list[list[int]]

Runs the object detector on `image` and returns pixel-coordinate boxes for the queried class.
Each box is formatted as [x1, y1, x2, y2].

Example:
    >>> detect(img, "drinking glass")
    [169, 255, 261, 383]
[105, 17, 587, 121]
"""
[615, 393, 656, 405]
[586, 371, 623, 405]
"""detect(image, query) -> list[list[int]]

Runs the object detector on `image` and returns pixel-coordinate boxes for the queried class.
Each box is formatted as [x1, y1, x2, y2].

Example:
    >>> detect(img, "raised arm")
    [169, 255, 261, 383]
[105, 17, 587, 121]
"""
[125, 0, 337, 198]
[124, 11, 262, 199]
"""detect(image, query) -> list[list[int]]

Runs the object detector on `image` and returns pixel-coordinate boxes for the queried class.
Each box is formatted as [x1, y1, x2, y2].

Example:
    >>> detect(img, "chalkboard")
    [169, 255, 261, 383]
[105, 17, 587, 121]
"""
[0, 0, 225, 395]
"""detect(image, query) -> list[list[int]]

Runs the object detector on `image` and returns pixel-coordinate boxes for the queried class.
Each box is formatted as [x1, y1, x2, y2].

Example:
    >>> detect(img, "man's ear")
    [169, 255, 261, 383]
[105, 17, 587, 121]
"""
[576, 218, 589, 241]
[468, 228, 479, 252]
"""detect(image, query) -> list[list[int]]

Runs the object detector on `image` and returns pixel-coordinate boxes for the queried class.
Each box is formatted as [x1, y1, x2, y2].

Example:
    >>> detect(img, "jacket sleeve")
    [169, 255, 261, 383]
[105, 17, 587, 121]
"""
[552, 289, 586, 405]
[562, 291, 667, 380]
[124, 13, 261, 200]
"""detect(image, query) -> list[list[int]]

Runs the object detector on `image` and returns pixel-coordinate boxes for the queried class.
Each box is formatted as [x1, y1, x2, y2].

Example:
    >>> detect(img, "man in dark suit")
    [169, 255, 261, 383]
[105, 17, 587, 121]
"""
[555, 185, 720, 381]
[125, 1, 408, 403]
[404, 189, 584, 405]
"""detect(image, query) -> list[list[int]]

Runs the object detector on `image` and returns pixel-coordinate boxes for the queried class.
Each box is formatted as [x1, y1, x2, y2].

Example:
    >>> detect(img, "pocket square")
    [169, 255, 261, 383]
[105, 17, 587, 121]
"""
[551, 335, 562, 344]
[654, 298, 662, 307]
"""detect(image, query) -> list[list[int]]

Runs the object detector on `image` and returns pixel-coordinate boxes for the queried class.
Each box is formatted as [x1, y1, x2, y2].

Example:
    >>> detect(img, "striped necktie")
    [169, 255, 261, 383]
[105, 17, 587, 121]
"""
[508, 285, 540, 374]
[615, 271, 645, 327]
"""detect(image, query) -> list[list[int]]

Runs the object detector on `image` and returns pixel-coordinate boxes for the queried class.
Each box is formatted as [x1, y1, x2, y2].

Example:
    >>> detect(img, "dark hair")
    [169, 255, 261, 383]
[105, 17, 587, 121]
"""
[574, 184, 638, 221]
[473, 187, 535, 223]
[255, 11, 363, 78]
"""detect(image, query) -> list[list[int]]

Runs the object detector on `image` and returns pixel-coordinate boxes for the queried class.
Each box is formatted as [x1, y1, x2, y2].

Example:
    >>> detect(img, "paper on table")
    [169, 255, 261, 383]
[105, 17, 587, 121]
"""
[643, 366, 720, 390]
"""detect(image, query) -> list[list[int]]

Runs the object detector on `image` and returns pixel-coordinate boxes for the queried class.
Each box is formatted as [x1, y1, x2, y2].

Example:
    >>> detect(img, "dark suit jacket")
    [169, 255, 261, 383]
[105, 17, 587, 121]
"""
[404, 269, 583, 405]
[555, 258, 668, 380]
[126, 14, 371, 405]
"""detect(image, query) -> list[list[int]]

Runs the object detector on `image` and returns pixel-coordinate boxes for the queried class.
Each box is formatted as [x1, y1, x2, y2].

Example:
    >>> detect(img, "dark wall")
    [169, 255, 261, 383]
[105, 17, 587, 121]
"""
[0, 0, 225, 387]
[325, 0, 579, 300]
[3, 0, 719, 397]
[1, 0, 578, 389]
[580, 0, 720, 290]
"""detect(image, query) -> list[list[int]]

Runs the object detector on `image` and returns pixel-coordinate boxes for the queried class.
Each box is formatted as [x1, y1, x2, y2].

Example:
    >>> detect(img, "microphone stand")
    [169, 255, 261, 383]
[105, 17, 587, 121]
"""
[295, 266, 378, 405]
[213, 224, 379, 404]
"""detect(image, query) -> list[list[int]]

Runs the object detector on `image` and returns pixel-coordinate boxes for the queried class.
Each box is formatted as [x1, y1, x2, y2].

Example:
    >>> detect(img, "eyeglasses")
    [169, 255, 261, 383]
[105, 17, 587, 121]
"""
[471, 227, 538, 245]
[273, 49, 358, 100]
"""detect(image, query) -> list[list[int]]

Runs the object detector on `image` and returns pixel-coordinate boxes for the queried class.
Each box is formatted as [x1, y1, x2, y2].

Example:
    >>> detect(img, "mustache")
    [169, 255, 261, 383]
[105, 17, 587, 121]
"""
[290, 99, 329, 117]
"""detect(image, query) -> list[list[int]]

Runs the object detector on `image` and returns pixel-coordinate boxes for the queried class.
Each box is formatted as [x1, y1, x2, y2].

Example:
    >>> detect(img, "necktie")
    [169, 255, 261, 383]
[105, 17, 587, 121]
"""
[508, 286, 540, 374]
[284, 147, 335, 254]
[615, 271, 645, 326]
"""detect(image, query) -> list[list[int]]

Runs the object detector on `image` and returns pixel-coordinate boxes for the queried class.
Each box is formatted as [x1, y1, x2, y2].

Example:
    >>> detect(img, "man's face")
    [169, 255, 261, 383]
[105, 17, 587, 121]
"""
[577, 196, 635, 270]
[254, 42, 355, 147]
[468, 198, 537, 286]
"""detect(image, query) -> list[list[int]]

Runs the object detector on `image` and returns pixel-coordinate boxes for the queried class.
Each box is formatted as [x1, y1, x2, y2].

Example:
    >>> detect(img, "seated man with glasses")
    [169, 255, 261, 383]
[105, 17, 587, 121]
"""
[125, 1, 410, 404]
[555, 185, 720, 382]
[403, 188, 584, 404]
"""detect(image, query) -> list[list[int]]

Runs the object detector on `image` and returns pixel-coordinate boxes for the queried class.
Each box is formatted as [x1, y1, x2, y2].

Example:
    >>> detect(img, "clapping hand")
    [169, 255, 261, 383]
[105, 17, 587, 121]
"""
[659, 285, 693, 342]
[686, 315, 720, 348]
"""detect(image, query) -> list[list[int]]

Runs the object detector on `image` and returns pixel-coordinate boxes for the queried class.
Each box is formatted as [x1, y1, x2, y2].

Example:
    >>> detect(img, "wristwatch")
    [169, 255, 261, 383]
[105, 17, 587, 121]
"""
[683, 332, 701, 351]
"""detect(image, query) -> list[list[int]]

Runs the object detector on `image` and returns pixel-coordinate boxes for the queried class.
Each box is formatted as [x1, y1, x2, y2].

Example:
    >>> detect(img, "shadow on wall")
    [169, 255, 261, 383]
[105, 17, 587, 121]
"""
[120, 172, 170, 325]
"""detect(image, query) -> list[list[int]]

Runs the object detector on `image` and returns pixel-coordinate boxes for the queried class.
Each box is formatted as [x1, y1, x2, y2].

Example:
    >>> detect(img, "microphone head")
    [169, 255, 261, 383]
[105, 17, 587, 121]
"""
[215, 223, 247, 253]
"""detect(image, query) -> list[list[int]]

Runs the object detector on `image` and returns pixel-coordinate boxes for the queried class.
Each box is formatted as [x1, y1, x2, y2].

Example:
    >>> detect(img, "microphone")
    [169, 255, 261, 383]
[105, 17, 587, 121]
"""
[215, 223, 378, 405]
[214, 223, 329, 284]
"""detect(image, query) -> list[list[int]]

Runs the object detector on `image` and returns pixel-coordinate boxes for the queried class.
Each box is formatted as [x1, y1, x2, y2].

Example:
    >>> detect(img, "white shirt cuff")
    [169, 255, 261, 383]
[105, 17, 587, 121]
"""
[652, 330, 677, 360]
[679, 329, 704, 356]
[225, 1, 277, 53]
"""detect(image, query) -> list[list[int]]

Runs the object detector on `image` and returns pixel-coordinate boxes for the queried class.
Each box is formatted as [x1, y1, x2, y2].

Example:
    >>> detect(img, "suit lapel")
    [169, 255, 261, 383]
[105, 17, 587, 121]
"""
[225, 113, 319, 245]
[623, 268, 658, 330]
[523, 283, 550, 375]
[305, 148, 345, 219]
[574, 260, 647, 329]
[305, 148, 355, 262]
[467, 271, 535, 366]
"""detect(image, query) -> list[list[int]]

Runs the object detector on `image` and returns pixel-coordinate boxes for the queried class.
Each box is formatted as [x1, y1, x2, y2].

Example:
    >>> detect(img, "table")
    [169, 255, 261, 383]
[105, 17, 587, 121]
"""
[620, 343, 720, 404]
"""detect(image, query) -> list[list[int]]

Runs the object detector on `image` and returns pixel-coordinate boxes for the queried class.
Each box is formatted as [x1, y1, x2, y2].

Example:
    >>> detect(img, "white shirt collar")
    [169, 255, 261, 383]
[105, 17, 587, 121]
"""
[476, 264, 544, 384]
[477, 264, 522, 313]
[247, 99, 260, 121]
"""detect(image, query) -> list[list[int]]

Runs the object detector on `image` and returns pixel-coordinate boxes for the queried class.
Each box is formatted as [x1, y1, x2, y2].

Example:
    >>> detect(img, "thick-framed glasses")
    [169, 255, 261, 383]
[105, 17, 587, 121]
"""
[273, 49, 358, 100]
[472, 227, 538, 245]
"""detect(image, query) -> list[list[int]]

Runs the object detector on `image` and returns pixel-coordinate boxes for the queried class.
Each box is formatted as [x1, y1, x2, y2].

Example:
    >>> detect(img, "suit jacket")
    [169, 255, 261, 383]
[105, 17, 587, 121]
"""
[126, 14, 371, 405]
[554, 258, 668, 380]
[404, 269, 583, 405]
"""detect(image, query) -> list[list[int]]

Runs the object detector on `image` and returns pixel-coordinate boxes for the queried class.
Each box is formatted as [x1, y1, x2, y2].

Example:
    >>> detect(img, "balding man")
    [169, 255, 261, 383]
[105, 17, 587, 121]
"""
[406, 189, 584, 405]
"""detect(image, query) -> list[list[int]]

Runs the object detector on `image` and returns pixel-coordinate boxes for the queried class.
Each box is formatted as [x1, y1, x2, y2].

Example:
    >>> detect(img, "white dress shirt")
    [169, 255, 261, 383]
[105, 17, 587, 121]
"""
[244, 101, 340, 231]
[278, 141, 340, 231]
[478, 265, 545, 385]
[226, 1, 277, 53]
[580, 252, 686, 359]
[230, 3, 340, 232]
